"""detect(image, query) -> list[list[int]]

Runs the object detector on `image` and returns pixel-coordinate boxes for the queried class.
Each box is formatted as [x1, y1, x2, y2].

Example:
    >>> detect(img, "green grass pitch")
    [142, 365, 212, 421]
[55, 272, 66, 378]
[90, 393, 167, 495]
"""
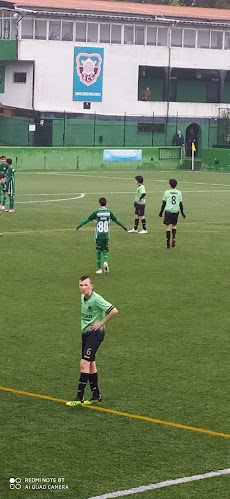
[0, 169, 229, 499]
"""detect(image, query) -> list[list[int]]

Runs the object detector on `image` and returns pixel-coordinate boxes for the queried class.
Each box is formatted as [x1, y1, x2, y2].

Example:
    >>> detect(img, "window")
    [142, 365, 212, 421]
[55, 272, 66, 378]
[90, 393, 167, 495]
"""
[138, 123, 165, 133]
[3, 19, 10, 39]
[124, 26, 134, 44]
[146, 26, 156, 46]
[49, 21, 61, 40]
[197, 30, 210, 48]
[87, 23, 98, 42]
[171, 28, 182, 47]
[111, 24, 121, 44]
[21, 19, 34, 39]
[211, 31, 223, 49]
[61, 22, 73, 41]
[224, 31, 230, 50]
[206, 80, 219, 103]
[100, 23, 110, 43]
[183, 29, 196, 48]
[35, 20, 47, 40]
[10, 18, 17, 39]
[225, 32, 230, 50]
[157, 27, 168, 46]
[135, 26, 145, 45]
[13, 72, 27, 83]
[76, 22, 86, 42]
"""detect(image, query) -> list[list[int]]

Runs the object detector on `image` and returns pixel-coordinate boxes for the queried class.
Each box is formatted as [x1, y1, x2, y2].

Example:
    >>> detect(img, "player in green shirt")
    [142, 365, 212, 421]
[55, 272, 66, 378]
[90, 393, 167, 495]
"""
[0, 173, 6, 235]
[0, 155, 8, 210]
[0, 155, 7, 174]
[3, 159, 16, 212]
[128, 175, 147, 233]
[159, 178, 186, 248]
[76, 197, 127, 274]
[66, 275, 118, 406]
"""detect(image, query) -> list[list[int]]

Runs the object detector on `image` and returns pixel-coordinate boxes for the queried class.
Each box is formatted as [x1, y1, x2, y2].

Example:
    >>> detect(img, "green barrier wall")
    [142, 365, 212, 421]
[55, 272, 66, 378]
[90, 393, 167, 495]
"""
[0, 114, 219, 150]
[202, 147, 230, 171]
[0, 146, 182, 170]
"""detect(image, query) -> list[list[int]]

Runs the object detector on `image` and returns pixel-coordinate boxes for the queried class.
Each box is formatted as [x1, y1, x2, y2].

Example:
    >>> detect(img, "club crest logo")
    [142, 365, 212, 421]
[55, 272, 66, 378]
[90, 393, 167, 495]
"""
[76, 52, 102, 86]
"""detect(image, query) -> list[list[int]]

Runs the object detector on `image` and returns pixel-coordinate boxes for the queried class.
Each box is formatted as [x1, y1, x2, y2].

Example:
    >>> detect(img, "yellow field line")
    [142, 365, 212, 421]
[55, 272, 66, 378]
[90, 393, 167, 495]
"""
[0, 386, 229, 440]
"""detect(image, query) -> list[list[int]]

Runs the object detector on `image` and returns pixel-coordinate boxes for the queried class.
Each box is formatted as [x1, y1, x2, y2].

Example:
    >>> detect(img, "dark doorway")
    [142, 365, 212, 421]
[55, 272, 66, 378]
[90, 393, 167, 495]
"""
[34, 119, 53, 147]
[185, 123, 201, 157]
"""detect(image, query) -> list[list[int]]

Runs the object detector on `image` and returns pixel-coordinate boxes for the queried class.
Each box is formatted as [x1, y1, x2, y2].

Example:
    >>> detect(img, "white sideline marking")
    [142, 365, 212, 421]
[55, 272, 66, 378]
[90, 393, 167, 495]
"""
[87, 468, 230, 499]
[16, 193, 85, 204]
[19, 171, 230, 188]
[15, 189, 230, 198]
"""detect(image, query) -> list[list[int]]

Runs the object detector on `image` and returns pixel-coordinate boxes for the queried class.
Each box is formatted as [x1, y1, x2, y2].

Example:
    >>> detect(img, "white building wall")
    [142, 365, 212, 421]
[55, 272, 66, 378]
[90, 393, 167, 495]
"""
[17, 40, 230, 117]
[1, 61, 33, 109]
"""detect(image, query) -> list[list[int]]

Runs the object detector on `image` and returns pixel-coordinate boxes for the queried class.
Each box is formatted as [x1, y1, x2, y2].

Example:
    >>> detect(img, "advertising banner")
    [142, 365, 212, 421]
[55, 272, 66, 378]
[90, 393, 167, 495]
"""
[73, 47, 104, 102]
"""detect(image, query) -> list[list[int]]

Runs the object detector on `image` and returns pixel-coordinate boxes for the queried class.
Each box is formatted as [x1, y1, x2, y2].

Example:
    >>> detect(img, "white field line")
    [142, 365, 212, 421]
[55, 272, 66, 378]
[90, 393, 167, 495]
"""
[17, 171, 230, 188]
[16, 193, 85, 204]
[87, 468, 230, 499]
[12, 188, 230, 204]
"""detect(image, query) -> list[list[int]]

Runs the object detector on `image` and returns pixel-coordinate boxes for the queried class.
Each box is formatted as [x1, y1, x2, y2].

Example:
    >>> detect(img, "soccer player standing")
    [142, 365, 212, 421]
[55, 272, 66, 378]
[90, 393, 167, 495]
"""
[76, 197, 127, 274]
[159, 178, 186, 248]
[128, 175, 147, 234]
[66, 275, 118, 406]
[0, 155, 8, 210]
[0, 173, 6, 235]
[3, 159, 16, 212]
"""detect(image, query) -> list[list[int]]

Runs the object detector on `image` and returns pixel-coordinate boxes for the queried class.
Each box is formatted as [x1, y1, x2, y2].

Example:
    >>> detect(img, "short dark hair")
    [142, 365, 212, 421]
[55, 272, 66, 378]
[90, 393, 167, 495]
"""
[80, 275, 92, 283]
[0, 155, 6, 160]
[6, 158, 12, 165]
[0, 172, 5, 179]
[99, 197, 106, 206]
[135, 175, 143, 184]
[169, 178, 177, 188]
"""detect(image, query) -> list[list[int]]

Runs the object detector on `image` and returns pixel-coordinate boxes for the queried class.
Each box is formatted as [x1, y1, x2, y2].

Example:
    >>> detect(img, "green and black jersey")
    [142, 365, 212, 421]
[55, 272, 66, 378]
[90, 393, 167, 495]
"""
[6, 166, 15, 195]
[81, 291, 114, 333]
[0, 163, 8, 175]
[77, 208, 127, 240]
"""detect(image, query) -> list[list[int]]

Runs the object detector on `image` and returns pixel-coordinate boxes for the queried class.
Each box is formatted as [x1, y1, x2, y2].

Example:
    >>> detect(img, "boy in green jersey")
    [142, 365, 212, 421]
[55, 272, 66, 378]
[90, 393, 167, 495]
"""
[0, 155, 7, 174]
[128, 175, 147, 234]
[2, 159, 16, 212]
[76, 197, 127, 274]
[0, 173, 6, 235]
[66, 275, 118, 406]
[0, 155, 8, 210]
[159, 178, 186, 248]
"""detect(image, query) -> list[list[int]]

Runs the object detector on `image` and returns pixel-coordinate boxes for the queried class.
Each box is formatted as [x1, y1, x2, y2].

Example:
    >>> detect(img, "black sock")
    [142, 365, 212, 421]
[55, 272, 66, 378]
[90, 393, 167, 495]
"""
[76, 372, 89, 401]
[134, 219, 139, 230]
[142, 218, 146, 230]
[172, 228, 176, 239]
[166, 231, 170, 247]
[89, 372, 100, 399]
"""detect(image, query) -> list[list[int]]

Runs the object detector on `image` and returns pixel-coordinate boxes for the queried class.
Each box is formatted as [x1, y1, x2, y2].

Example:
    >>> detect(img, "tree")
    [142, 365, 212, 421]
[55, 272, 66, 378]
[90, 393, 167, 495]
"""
[119, 0, 230, 7]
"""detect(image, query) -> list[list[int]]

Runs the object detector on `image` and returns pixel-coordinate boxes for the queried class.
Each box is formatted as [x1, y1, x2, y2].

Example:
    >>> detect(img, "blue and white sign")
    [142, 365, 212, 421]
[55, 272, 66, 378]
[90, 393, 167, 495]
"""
[73, 47, 104, 102]
[103, 149, 142, 162]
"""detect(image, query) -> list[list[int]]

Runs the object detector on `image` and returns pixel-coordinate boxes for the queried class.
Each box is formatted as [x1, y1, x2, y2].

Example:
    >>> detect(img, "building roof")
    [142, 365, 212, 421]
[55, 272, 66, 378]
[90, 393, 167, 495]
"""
[9, 0, 230, 22]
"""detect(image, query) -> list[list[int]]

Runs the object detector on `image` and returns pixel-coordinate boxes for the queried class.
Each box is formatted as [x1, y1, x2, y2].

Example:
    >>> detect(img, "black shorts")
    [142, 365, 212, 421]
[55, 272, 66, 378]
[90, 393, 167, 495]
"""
[82, 329, 105, 362]
[134, 202, 145, 217]
[164, 211, 179, 226]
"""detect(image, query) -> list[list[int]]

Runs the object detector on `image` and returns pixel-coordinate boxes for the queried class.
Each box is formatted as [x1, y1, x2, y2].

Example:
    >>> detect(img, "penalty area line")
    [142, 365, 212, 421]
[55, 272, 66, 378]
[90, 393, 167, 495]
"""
[87, 469, 230, 499]
[0, 386, 230, 440]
